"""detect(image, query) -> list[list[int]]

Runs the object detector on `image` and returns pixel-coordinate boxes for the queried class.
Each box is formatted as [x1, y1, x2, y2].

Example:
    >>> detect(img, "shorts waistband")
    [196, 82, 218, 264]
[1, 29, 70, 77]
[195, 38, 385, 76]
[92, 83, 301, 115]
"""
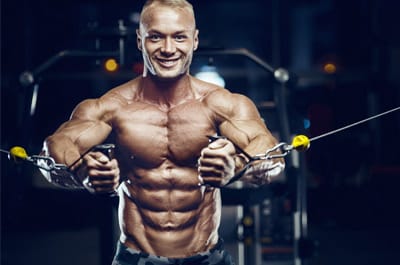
[113, 238, 229, 265]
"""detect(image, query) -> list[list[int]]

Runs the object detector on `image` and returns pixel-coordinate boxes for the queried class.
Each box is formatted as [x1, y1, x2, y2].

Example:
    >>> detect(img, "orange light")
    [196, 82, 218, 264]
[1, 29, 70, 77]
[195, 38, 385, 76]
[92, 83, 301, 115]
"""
[323, 63, 336, 74]
[104, 58, 118, 72]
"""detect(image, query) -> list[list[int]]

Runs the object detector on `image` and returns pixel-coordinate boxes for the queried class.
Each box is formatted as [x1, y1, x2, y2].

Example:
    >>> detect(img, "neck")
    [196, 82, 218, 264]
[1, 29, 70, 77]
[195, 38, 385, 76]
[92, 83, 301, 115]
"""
[139, 74, 194, 108]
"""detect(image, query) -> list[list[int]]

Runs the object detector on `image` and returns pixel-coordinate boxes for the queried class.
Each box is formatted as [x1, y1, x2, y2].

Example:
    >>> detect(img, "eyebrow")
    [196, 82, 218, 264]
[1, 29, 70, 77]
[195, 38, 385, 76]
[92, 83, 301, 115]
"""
[146, 29, 192, 35]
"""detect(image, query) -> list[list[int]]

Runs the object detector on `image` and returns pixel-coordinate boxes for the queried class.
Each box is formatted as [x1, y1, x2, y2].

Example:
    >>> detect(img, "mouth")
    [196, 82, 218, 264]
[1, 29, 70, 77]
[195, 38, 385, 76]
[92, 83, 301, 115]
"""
[156, 58, 179, 68]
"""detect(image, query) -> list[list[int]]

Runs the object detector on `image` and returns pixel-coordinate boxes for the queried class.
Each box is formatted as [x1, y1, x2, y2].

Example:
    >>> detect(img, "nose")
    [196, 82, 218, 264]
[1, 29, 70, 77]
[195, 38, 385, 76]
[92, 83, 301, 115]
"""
[160, 37, 176, 55]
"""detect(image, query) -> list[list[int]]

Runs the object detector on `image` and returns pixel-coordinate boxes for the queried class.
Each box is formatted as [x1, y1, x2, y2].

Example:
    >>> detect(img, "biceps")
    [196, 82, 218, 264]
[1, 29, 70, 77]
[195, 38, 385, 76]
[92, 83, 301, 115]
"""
[68, 120, 112, 150]
[214, 93, 277, 154]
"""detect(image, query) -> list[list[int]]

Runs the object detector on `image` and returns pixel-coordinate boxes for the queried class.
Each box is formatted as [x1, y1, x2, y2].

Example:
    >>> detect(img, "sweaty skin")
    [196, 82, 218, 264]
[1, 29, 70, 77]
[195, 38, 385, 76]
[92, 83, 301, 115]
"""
[42, 1, 282, 259]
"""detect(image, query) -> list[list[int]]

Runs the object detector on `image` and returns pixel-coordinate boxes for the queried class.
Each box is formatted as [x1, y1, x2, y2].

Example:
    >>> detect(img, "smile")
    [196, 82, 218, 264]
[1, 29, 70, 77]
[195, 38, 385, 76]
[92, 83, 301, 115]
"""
[157, 58, 179, 67]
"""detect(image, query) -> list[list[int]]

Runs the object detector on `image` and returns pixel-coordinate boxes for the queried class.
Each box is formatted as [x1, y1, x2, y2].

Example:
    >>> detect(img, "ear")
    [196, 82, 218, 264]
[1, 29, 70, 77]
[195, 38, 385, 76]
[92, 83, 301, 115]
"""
[136, 29, 142, 51]
[193, 29, 199, 51]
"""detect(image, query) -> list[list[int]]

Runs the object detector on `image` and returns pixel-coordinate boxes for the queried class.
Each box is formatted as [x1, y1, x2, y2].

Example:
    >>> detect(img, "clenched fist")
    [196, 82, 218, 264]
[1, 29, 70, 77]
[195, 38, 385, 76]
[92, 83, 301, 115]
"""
[197, 138, 236, 187]
[76, 151, 120, 194]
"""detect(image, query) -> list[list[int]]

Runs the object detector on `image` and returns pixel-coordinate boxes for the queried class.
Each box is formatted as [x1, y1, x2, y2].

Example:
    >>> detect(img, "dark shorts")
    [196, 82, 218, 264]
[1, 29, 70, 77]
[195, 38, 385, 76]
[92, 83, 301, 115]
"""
[111, 239, 235, 265]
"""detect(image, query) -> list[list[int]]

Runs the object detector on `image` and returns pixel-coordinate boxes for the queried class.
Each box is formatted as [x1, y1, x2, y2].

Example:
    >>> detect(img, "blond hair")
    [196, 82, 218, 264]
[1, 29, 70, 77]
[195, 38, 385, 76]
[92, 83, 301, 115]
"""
[140, 0, 196, 27]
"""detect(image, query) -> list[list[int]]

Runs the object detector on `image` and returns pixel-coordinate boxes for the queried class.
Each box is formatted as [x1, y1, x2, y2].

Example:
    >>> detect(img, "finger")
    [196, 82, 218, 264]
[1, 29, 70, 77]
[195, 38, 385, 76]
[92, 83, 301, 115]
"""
[209, 138, 229, 149]
[198, 166, 223, 177]
[90, 181, 118, 189]
[88, 175, 120, 192]
[84, 156, 108, 170]
[92, 186, 119, 194]
[91, 151, 111, 163]
[87, 168, 119, 179]
[86, 157, 118, 173]
[200, 149, 232, 162]
[202, 144, 235, 159]
[84, 152, 110, 167]
[198, 157, 225, 169]
[89, 173, 117, 180]
[200, 176, 224, 187]
[90, 178, 119, 187]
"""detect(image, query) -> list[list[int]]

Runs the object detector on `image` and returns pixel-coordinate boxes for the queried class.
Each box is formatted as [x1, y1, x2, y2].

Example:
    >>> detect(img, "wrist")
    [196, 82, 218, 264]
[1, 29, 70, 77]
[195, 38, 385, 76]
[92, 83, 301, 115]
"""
[234, 153, 250, 173]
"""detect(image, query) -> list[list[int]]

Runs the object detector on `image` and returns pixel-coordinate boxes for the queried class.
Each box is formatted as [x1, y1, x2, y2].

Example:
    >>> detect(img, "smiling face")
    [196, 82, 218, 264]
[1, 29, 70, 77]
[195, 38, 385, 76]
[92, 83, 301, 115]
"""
[137, 3, 199, 80]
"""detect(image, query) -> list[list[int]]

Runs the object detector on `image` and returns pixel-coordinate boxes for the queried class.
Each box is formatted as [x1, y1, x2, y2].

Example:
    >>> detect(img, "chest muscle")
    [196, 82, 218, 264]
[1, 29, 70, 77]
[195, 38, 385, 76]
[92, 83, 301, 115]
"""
[113, 100, 216, 167]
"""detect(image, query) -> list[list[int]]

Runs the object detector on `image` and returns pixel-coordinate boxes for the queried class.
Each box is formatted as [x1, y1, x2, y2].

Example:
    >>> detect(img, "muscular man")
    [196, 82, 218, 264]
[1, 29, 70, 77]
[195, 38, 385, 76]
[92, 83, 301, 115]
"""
[40, 0, 285, 264]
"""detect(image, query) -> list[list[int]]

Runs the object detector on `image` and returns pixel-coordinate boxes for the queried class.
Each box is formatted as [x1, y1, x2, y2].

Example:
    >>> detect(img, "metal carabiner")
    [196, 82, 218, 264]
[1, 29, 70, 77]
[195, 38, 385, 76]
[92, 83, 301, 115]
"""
[253, 142, 293, 160]
[28, 155, 68, 171]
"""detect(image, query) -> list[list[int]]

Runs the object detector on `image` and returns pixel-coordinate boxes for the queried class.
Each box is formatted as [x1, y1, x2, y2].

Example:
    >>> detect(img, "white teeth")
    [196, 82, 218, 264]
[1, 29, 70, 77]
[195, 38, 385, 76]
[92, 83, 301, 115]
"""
[159, 59, 178, 66]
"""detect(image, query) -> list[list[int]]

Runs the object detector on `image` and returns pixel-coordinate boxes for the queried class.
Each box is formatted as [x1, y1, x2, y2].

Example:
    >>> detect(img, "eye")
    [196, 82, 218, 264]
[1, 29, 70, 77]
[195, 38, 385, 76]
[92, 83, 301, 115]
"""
[175, 35, 187, 42]
[148, 34, 161, 42]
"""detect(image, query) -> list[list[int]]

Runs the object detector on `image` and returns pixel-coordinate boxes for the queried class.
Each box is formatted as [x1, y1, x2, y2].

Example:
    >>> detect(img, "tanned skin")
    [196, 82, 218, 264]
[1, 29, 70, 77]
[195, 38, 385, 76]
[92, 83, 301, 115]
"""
[42, 1, 283, 258]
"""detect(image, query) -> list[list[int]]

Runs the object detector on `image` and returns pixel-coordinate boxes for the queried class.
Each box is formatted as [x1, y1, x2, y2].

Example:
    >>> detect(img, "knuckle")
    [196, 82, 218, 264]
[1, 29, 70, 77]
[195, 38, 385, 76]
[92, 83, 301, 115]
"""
[87, 169, 96, 176]
[200, 148, 207, 156]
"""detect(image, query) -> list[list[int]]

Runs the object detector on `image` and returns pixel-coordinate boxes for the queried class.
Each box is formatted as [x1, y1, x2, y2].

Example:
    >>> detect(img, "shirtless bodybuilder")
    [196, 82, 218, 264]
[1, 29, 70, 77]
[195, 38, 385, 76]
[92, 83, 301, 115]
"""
[40, 1, 285, 264]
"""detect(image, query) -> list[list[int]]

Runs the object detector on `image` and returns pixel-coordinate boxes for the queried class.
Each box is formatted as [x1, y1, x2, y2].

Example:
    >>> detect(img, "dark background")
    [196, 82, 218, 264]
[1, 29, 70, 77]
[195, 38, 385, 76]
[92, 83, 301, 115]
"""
[1, 0, 400, 264]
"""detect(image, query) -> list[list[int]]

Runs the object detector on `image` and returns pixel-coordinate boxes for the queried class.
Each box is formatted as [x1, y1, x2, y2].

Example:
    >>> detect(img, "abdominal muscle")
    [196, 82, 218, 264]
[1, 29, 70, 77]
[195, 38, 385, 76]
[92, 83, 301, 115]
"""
[117, 162, 221, 258]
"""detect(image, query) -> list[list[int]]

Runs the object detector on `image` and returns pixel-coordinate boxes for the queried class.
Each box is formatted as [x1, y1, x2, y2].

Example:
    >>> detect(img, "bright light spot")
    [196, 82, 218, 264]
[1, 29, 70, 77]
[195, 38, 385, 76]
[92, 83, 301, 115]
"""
[323, 63, 336, 74]
[104, 58, 118, 72]
[195, 65, 225, 87]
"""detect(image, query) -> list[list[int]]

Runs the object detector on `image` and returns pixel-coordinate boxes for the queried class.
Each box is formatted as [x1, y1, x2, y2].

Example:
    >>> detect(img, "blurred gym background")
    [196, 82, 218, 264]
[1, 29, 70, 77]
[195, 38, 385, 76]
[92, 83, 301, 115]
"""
[1, 0, 400, 264]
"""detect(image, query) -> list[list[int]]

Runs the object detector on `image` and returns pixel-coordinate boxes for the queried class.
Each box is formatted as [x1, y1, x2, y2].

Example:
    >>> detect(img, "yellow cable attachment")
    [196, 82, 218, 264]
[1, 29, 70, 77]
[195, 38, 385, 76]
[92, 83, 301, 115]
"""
[9, 146, 28, 162]
[291, 135, 310, 151]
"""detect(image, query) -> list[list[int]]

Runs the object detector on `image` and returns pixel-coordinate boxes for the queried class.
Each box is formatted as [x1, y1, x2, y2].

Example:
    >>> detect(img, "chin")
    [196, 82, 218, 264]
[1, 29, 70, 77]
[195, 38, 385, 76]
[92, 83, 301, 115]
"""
[155, 70, 186, 79]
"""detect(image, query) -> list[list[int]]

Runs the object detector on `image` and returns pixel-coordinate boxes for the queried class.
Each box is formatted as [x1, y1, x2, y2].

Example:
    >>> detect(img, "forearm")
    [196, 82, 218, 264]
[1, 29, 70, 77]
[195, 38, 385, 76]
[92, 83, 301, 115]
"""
[232, 135, 286, 186]
[43, 135, 83, 167]
[38, 99, 114, 190]
[236, 157, 285, 186]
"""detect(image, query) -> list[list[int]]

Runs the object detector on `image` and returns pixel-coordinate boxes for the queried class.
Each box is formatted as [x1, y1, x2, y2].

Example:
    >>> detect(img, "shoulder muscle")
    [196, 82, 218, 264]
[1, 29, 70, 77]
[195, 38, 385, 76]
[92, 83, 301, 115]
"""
[204, 89, 262, 121]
